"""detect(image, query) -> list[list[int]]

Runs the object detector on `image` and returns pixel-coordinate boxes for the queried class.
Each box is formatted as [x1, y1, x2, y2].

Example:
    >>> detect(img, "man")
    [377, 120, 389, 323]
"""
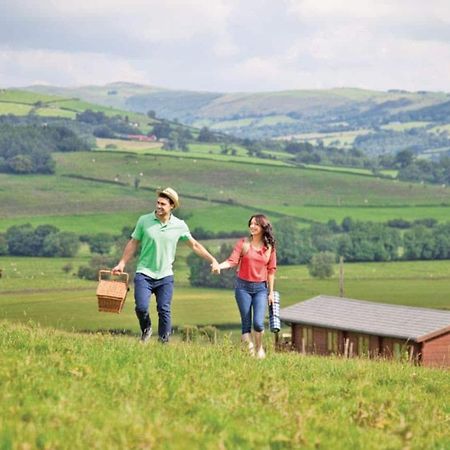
[112, 187, 220, 343]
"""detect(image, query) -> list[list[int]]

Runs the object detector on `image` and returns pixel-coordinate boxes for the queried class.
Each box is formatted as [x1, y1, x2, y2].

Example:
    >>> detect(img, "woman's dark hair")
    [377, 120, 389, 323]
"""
[248, 214, 276, 249]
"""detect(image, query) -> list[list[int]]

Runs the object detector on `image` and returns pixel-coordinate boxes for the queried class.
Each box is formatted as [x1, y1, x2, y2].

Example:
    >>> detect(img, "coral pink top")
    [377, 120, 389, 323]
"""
[226, 238, 277, 282]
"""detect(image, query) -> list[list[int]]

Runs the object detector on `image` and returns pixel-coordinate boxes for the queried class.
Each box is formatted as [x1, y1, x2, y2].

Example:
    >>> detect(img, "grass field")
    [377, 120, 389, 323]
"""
[0, 89, 60, 105]
[52, 152, 450, 209]
[95, 139, 292, 166]
[303, 164, 397, 178]
[1, 255, 449, 335]
[193, 115, 298, 131]
[279, 129, 373, 147]
[2, 148, 450, 237]
[0, 320, 448, 449]
[0, 102, 33, 115]
[0, 89, 154, 133]
[35, 107, 76, 119]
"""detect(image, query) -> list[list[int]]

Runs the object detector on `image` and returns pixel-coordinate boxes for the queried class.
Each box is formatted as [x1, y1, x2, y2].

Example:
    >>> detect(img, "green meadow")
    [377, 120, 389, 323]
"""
[0, 89, 60, 105]
[51, 151, 450, 208]
[1, 255, 449, 335]
[0, 89, 154, 133]
[0, 320, 448, 450]
[2, 146, 450, 237]
[0, 102, 33, 115]
[96, 138, 292, 165]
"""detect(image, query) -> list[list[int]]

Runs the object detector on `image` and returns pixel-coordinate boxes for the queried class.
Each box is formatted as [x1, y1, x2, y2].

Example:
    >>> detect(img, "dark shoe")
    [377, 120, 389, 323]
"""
[158, 333, 170, 344]
[140, 327, 152, 343]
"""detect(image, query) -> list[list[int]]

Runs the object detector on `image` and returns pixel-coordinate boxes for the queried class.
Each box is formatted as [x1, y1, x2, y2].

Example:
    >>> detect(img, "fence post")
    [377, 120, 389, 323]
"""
[339, 256, 344, 297]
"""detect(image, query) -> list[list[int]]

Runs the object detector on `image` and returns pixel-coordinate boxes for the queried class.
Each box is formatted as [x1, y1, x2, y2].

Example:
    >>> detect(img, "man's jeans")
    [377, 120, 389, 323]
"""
[234, 277, 268, 334]
[134, 272, 174, 340]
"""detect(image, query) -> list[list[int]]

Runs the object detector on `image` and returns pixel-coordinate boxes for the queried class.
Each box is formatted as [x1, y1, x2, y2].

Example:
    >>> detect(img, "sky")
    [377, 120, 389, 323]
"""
[1, 0, 450, 93]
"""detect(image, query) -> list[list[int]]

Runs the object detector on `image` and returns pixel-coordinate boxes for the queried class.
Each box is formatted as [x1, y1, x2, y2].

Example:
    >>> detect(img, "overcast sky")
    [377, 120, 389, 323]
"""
[1, 0, 449, 93]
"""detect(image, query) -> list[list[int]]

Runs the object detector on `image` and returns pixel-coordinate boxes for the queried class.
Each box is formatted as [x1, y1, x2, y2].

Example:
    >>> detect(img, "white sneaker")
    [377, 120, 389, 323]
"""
[256, 347, 266, 359]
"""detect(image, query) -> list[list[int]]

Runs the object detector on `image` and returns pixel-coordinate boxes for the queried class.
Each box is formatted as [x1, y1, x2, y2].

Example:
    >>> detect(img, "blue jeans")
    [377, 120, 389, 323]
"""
[134, 272, 174, 340]
[234, 277, 268, 334]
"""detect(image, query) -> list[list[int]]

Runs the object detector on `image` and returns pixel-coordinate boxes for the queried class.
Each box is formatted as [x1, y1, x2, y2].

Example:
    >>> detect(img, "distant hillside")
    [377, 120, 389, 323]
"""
[0, 87, 156, 128]
[23, 82, 450, 142]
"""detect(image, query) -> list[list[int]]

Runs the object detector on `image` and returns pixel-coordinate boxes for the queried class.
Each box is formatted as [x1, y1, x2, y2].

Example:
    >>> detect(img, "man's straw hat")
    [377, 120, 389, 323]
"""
[156, 187, 180, 209]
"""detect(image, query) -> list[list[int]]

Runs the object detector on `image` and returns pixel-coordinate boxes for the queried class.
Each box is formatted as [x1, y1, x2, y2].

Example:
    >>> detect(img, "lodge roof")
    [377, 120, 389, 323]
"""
[279, 295, 450, 342]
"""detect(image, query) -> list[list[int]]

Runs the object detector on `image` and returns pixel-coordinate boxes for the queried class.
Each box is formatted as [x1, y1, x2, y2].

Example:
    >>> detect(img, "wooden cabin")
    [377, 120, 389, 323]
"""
[279, 295, 450, 368]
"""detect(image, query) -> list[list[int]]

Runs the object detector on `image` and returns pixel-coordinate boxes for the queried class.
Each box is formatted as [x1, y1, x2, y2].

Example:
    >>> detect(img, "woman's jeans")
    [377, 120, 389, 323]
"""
[134, 272, 174, 340]
[234, 277, 268, 334]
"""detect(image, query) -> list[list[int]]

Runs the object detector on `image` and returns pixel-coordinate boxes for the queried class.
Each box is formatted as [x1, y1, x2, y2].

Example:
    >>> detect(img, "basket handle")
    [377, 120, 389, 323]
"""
[98, 269, 129, 285]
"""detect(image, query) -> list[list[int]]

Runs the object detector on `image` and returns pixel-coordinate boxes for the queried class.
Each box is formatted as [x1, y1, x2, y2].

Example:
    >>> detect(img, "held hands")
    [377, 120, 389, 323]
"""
[211, 259, 221, 275]
[268, 291, 274, 305]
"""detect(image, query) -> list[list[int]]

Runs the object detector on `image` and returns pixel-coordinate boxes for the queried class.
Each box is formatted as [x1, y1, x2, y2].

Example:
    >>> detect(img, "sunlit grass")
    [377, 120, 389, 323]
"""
[0, 320, 448, 450]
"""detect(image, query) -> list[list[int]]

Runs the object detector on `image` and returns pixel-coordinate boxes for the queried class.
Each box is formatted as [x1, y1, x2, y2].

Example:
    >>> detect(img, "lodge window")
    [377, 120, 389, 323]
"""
[358, 336, 370, 356]
[302, 327, 313, 349]
[327, 331, 338, 353]
[393, 342, 405, 360]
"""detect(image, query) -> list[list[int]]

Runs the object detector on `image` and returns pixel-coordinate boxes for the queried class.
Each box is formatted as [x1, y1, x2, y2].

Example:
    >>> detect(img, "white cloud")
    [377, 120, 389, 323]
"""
[11, 0, 234, 42]
[0, 0, 449, 91]
[0, 48, 147, 87]
[287, 0, 450, 22]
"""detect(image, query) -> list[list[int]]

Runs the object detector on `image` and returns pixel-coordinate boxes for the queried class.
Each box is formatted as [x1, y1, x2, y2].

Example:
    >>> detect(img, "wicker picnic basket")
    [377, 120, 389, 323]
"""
[96, 270, 129, 313]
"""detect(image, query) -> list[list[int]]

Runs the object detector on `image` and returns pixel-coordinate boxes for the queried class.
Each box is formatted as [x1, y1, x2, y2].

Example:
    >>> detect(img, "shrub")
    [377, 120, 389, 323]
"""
[308, 252, 336, 279]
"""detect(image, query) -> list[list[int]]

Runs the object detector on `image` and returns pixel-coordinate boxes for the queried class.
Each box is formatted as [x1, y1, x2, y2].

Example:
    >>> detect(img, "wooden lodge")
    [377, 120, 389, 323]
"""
[279, 295, 450, 368]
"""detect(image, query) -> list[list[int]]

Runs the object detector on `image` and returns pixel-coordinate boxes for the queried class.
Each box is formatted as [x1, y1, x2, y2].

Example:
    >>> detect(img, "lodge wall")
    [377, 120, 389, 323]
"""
[290, 324, 423, 363]
[421, 333, 450, 368]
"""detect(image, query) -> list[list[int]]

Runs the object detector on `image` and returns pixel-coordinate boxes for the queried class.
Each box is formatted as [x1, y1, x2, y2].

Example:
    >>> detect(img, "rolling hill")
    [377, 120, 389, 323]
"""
[22, 82, 450, 143]
[1, 88, 450, 236]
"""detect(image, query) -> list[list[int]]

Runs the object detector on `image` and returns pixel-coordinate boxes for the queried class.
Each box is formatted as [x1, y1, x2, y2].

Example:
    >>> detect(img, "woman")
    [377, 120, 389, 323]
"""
[218, 214, 277, 359]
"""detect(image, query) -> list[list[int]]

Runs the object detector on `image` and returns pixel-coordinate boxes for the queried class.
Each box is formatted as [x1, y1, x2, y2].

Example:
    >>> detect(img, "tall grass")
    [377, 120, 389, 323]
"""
[0, 320, 448, 450]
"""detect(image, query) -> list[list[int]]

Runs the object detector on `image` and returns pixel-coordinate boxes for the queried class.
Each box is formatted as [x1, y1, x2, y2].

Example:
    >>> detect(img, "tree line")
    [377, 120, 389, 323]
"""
[2, 218, 450, 288]
[274, 217, 450, 263]
[0, 224, 119, 259]
[3, 217, 448, 263]
[76, 110, 140, 138]
[0, 114, 95, 174]
[0, 110, 143, 175]
[0, 122, 91, 174]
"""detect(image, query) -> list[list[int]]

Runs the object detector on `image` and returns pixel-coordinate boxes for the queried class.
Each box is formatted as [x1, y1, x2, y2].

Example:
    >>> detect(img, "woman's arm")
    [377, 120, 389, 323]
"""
[218, 238, 244, 271]
[267, 248, 276, 304]
[267, 272, 275, 304]
[218, 260, 233, 270]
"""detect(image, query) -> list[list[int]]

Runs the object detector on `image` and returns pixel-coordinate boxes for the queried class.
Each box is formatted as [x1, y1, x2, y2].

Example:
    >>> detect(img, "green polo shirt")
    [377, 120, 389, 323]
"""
[131, 212, 192, 279]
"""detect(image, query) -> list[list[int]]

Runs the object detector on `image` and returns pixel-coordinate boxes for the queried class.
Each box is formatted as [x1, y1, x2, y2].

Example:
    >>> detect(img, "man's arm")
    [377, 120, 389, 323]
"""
[185, 237, 220, 273]
[112, 238, 139, 273]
